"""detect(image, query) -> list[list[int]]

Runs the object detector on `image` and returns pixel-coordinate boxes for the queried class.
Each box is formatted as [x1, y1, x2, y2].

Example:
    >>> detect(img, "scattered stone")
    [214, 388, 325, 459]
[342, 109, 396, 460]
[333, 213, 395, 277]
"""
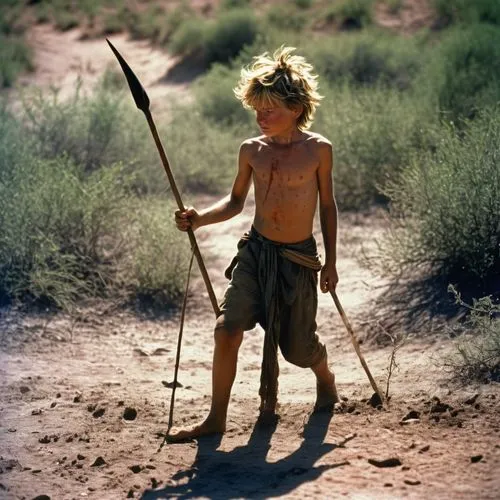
[20, 386, 30, 394]
[87, 404, 96, 413]
[404, 479, 421, 486]
[402, 466, 411, 471]
[31, 470, 42, 474]
[66, 436, 73, 443]
[7, 428, 16, 433]
[152, 348, 170, 355]
[0, 459, 22, 473]
[39, 435, 51, 444]
[50, 402, 57, 408]
[123, 407, 137, 421]
[127, 490, 134, 498]
[129, 465, 142, 474]
[31, 409, 42, 416]
[162, 381, 183, 389]
[384, 483, 393, 487]
[145, 464, 156, 470]
[73, 395, 81, 403]
[471, 455, 483, 463]
[56, 393, 61, 398]
[77, 454, 85, 461]
[133, 348, 149, 357]
[368, 393, 383, 408]
[92, 408, 105, 418]
[431, 401, 453, 413]
[32, 495, 51, 500]
[341, 395, 349, 402]
[464, 394, 479, 405]
[368, 458, 402, 468]
[90, 457, 106, 467]
[402, 410, 420, 421]
[117, 401, 125, 407]
[419, 445, 430, 453]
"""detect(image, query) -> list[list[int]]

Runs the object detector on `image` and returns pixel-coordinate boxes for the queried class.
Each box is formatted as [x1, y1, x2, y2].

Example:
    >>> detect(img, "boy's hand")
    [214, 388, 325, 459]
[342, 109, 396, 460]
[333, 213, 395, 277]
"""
[174, 207, 200, 232]
[320, 262, 338, 293]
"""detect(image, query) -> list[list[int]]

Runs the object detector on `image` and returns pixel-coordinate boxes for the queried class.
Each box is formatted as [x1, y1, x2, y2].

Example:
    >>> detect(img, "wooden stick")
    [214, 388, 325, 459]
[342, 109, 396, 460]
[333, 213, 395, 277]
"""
[330, 290, 383, 401]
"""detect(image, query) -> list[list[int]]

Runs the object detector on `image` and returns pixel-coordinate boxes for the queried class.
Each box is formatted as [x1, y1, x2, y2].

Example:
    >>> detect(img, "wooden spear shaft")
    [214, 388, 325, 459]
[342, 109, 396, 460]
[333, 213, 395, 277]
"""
[330, 290, 383, 401]
[106, 39, 220, 317]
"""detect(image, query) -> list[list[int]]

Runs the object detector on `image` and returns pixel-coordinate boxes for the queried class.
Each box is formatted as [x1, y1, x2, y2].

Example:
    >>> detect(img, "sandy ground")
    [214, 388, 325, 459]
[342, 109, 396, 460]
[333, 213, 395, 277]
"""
[1, 21, 500, 500]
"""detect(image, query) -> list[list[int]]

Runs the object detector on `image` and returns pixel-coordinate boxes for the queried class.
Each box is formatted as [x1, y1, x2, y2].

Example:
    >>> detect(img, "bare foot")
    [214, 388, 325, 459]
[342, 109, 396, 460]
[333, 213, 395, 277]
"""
[314, 373, 339, 413]
[166, 417, 225, 443]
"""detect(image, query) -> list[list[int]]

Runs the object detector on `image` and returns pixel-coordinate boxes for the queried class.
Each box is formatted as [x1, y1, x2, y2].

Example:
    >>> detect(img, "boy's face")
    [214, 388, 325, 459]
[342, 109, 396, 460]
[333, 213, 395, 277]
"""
[253, 100, 301, 137]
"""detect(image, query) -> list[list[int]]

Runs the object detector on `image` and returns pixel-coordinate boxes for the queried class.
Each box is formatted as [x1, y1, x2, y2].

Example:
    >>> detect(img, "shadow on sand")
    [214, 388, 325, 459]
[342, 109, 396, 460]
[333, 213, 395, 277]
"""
[142, 412, 351, 499]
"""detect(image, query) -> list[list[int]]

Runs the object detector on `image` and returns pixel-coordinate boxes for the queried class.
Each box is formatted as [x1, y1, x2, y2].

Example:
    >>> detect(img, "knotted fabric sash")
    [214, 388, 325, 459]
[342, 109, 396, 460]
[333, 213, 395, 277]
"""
[225, 227, 322, 410]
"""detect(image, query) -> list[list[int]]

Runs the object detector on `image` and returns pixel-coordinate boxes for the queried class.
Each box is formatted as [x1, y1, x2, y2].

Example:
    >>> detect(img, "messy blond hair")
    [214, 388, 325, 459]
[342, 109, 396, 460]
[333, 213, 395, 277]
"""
[233, 46, 322, 131]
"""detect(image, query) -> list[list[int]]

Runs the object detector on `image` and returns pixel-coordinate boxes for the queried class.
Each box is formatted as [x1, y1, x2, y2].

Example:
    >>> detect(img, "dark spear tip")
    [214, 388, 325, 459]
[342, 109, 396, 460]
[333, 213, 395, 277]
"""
[106, 38, 150, 113]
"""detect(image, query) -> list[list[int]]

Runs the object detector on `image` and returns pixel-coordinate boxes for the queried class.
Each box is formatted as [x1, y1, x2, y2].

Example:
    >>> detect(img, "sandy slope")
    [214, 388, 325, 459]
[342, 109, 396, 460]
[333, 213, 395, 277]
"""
[1, 23, 499, 500]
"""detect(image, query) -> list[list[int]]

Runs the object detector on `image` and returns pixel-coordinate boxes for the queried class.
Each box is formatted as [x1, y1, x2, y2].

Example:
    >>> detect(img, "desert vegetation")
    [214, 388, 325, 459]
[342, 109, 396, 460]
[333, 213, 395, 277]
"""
[1, 0, 499, 379]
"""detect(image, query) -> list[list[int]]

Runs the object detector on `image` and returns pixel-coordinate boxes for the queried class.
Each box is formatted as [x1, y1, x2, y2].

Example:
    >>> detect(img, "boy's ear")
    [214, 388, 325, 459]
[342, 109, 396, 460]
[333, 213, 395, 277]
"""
[291, 104, 303, 118]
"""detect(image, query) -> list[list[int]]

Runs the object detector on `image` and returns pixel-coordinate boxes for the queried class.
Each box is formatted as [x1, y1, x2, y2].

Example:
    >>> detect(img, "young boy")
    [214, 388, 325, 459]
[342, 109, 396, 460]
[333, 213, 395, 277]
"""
[170, 46, 339, 441]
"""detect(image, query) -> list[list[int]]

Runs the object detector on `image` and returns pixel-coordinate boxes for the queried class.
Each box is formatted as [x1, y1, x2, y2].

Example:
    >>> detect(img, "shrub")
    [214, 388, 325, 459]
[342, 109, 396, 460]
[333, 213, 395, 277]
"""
[443, 287, 500, 383]
[419, 24, 500, 120]
[433, 0, 500, 26]
[169, 19, 207, 57]
[306, 31, 422, 89]
[128, 200, 191, 308]
[204, 9, 258, 65]
[194, 64, 252, 127]
[265, 4, 308, 32]
[314, 84, 436, 209]
[324, 0, 374, 29]
[381, 108, 500, 290]
[0, 34, 33, 88]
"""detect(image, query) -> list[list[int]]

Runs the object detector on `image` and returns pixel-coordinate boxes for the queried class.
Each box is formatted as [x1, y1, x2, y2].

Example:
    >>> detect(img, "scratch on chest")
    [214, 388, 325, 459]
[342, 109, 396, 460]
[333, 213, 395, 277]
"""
[264, 158, 279, 203]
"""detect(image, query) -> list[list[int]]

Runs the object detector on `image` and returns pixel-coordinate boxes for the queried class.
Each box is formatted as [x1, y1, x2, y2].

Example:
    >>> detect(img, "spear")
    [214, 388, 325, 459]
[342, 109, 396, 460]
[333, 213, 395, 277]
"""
[106, 39, 220, 317]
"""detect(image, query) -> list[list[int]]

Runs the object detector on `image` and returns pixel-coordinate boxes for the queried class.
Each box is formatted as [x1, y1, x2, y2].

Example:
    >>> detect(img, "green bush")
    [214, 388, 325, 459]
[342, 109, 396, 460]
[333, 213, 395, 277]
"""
[265, 4, 308, 32]
[433, 0, 500, 26]
[169, 19, 207, 57]
[314, 85, 436, 208]
[128, 200, 190, 308]
[443, 287, 500, 383]
[325, 0, 374, 28]
[381, 108, 500, 289]
[194, 64, 253, 127]
[419, 24, 500, 120]
[204, 9, 258, 65]
[0, 34, 33, 88]
[305, 31, 422, 89]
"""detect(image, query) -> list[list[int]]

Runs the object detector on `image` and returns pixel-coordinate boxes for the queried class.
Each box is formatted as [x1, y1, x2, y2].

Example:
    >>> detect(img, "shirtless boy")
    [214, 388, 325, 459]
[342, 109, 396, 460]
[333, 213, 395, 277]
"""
[170, 46, 339, 441]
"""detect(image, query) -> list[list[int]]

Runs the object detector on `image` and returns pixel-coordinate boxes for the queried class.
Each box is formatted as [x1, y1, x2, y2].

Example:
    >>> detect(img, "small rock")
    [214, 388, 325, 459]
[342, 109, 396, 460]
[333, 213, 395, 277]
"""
[7, 428, 16, 433]
[20, 386, 30, 394]
[404, 479, 421, 486]
[383, 483, 393, 487]
[341, 395, 349, 402]
[431, 402, 453, 413]
[56, 393, 61, 398]
[152, 348, 170, 355]
[90, 457, 106, 467]
[50, 402, 57, 408]
[368, 393, 383, 408]
[77, 454, 85, 461]
[87, 404, 96, 413]
[368, 458, 402, 468]
[129, 465, 142, 474]
[402, 410, 420, 421]
[39, 435, 51, 444]
[123, 407, 137, 421]
[32, 496, 51, 500]
[73, 395, 81, 403]
[162, 381, 183, 389]
[127, 490, 134, 498]
[92, 408, 105, 418]
[471, 455, 483, 463]
[117, 401, 125, 407]
[464, 394, 479, 405]
[419, 445, 430, 453]
[31, 409, 42, 416]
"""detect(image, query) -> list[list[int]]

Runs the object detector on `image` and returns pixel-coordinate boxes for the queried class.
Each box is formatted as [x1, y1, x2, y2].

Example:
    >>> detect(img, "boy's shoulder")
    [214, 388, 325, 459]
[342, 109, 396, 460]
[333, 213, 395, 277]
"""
[303, 131, 332, 149]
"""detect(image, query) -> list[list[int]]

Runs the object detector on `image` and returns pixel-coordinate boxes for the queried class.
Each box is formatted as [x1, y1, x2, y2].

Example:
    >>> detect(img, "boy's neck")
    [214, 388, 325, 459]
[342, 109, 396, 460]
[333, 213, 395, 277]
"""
[268, 128, 305, 145]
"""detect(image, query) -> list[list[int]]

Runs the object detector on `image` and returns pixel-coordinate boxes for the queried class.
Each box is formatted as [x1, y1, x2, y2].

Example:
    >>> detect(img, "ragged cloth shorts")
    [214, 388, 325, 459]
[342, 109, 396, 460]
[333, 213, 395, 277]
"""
[216, 226, 326, 408]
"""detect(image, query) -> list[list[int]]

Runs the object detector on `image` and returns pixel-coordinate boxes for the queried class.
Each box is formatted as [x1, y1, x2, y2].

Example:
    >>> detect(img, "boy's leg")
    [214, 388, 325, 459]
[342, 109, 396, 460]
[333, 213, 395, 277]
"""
[167, 323, 243, 442]
[311, 354, 339, 412]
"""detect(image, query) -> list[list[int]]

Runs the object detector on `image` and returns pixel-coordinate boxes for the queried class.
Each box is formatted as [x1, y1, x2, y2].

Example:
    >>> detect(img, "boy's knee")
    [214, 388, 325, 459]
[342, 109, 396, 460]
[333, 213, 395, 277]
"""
[281, 339, 326, 368]
[214, 317, 243, 350]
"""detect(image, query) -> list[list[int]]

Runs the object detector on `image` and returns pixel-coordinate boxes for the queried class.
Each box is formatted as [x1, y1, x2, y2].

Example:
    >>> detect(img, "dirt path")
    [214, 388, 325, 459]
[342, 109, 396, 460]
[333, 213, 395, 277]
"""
[1, 198, 499, 499]
[1, 24, 499, 500]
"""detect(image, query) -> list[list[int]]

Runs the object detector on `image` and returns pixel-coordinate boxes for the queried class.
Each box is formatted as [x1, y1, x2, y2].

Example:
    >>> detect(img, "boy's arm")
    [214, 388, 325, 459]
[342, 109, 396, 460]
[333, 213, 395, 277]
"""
[317, 140, 339, 293]
[175, 142, 253, 231]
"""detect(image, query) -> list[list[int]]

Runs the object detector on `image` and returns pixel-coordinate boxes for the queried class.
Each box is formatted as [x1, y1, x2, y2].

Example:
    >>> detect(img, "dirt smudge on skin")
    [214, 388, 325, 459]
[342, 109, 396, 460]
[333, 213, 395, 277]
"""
[264, 158, 279, 204]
